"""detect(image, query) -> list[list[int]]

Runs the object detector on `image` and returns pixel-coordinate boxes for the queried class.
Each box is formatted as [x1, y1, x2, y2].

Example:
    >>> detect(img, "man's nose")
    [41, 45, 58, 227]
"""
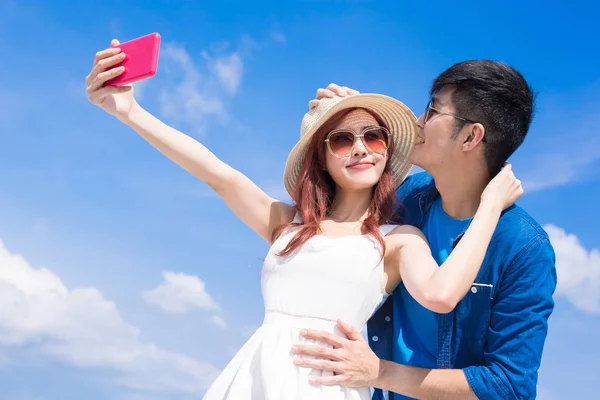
[416, 113, 426, 129]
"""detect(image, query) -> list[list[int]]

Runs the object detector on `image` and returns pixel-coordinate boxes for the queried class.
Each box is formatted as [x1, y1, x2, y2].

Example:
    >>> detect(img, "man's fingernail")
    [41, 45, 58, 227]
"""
[300, 329, 307, 335]
[308, 377, 316, 384]
[291, 345, 298, 352]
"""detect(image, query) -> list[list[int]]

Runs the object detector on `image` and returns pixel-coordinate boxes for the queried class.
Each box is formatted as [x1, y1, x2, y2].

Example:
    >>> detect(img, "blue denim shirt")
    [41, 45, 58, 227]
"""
[368, 172, 557, 400]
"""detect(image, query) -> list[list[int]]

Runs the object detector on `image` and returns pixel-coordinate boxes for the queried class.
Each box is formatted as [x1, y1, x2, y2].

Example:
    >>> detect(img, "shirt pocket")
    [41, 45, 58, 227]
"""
[460, 283, 494, 345]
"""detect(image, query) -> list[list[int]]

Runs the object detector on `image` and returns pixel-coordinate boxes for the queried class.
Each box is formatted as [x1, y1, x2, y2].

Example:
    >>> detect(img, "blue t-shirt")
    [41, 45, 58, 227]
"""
[391, 197, 472, 399]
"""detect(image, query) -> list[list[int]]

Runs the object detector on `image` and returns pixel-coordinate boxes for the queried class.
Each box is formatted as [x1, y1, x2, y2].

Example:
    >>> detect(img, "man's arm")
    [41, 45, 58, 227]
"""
[292, 322, 475, 399]
[462, 236, 556, 399]
[292, 237, 556, 400]
[380, 236, 556, 399]
[291, 319, 476, 399]
[378, 362, 476, 400]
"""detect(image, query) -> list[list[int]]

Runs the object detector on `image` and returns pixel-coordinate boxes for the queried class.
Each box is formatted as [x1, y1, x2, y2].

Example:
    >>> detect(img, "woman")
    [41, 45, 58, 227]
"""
[85, 40, 523, 400]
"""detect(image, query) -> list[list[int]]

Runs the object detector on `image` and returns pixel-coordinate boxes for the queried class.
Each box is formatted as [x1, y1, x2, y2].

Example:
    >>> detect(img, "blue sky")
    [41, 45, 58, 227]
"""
[0, 0, 598, 398]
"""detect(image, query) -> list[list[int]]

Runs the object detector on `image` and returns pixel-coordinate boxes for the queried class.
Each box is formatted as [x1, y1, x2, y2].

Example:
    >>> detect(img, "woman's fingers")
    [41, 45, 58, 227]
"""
[88, 65, 126, 92]
[92, 46, 120, 67]
[85, 48, 125, 86]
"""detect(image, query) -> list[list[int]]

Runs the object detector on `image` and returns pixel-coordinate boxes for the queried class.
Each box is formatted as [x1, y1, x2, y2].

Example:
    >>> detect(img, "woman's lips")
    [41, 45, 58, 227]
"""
[347, 162, 374, 170]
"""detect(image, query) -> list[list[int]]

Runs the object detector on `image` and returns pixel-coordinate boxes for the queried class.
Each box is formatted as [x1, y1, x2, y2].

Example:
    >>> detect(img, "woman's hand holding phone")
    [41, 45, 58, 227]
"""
[85, 33, 160, 120]
[85, 39, 138, 119]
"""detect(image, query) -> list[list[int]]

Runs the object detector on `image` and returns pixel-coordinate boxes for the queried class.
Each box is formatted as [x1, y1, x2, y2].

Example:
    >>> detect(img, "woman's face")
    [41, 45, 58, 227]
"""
[323, 109, 389, 192]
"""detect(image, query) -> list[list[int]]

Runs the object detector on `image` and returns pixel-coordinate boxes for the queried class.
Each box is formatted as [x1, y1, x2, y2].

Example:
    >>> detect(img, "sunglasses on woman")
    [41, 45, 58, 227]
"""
[324, 126, 390, 158]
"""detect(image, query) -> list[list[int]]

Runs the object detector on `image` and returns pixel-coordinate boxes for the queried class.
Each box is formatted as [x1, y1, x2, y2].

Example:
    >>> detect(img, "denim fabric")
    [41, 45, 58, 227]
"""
[368, 172, 557, 400]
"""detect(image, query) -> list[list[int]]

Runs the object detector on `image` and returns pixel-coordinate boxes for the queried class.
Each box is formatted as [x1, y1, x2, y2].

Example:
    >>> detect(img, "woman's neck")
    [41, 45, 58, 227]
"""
[327, 187, 373, 222]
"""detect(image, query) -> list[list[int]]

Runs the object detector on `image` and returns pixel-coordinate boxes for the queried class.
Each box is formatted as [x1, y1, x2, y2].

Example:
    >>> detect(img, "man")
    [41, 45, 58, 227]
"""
[291, 60, 557, 399]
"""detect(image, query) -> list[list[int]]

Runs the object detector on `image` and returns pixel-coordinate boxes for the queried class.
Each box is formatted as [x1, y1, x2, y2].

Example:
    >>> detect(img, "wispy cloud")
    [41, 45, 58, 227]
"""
[157, 43, 227, 135]
[206, 52, 243, 94]
[270, 31, 287, 44]
[142, 271, 220, 314]
[0, 240, 219, 395]
[518, 86, 600, 192]
[148, 37, 255, 136]
[210, 315, 227, 329]
[520, 134, 600, 192]
[545, 225, 600, 313]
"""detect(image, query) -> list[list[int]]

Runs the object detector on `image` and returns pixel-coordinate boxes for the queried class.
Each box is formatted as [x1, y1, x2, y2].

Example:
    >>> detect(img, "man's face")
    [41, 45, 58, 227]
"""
[410, 85, 466, 174]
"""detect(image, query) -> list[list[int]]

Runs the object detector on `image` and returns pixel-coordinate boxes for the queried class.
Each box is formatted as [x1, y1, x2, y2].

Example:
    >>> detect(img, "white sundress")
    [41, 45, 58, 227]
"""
[203, 217, 397, 400]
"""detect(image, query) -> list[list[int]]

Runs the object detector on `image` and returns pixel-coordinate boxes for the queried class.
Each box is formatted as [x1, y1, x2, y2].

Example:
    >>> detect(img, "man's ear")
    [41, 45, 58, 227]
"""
[462, 123, 485, 151]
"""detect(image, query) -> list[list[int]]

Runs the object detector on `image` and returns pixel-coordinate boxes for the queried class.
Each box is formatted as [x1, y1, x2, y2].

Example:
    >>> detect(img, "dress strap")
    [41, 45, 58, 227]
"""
[292, 212, 302, 224]
[379, 224, 399, 236]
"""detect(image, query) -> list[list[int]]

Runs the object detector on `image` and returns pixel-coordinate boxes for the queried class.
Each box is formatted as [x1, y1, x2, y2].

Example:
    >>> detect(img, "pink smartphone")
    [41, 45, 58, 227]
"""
[105, 32, 161, 87]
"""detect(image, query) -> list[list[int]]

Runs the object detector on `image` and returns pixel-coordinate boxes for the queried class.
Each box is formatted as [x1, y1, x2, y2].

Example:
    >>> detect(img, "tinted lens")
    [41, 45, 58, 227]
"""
[363, 127, 389, 153]
[328, 130, 355, 156]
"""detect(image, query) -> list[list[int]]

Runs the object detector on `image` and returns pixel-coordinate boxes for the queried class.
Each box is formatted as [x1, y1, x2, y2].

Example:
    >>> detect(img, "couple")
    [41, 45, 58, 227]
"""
[86, 40, 557, 400]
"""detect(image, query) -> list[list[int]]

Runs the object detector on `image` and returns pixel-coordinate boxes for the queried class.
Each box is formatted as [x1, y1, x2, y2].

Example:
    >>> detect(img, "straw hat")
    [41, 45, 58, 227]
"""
[283, 94, 417, 198]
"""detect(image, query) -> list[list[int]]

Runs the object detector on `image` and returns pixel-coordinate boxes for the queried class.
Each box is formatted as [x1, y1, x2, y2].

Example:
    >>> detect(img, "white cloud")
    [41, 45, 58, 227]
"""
[0, 240, 220, 395]
[142, 271, 219, 314]
[545, 225, 600, 312]
[154, 39, 254, 135]
[519, 91, 600, 193]
[158, 43, 227, 135]
[238, 35, 260, 54]
[520, 137, 600, 192]
[270, 31, 287, 44]
[210, 53, 243, 94]
[210, 315, 227, 329]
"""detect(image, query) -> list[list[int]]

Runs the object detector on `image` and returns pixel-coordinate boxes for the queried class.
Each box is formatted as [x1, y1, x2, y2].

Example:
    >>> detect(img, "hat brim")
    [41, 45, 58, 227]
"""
[283, 94, 417, 199]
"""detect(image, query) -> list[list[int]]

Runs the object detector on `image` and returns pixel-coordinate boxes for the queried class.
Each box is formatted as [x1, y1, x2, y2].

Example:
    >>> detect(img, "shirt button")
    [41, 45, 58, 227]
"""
[372, 336, 379, 342]
[471, 286, 478, 294]
[385, 316, 391, 322]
